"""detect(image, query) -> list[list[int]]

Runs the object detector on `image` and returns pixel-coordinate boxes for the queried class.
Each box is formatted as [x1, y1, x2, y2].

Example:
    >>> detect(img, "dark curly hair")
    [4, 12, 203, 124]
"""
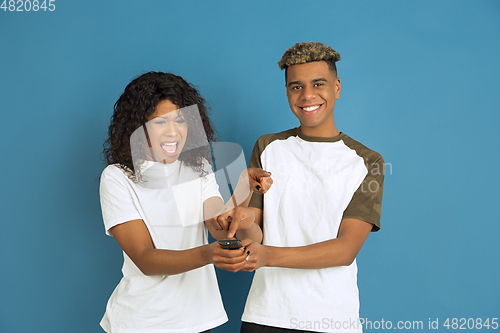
[103, 71, 217, 181]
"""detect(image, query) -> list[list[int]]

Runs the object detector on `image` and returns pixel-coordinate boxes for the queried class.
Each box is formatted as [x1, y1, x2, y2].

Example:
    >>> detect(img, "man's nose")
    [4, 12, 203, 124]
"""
[301, 85, 315, 100]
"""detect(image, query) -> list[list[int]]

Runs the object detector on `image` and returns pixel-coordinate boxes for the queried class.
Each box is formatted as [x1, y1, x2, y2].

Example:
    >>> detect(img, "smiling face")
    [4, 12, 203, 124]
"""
[286, 61, 341, 137]
[145, 99, 188, 164]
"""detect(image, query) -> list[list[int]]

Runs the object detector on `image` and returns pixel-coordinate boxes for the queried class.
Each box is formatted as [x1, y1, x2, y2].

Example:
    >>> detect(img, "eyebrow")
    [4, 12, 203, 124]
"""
[154, 112, 182, 119]
[287, 77, 328, 87]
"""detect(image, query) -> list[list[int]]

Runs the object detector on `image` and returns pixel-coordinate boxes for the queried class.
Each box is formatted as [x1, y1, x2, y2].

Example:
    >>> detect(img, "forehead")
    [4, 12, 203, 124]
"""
[286, 61, 334, 84]
[151, 99, 180, 118]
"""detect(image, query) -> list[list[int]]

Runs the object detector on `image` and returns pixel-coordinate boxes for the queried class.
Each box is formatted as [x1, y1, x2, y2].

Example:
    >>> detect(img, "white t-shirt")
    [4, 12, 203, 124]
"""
[99, 159, 227, 333]
[243, 128, 384, 332]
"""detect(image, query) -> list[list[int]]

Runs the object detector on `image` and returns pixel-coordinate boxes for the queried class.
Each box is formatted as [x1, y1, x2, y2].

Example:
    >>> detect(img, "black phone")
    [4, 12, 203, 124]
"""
[218, 239, 243, 250]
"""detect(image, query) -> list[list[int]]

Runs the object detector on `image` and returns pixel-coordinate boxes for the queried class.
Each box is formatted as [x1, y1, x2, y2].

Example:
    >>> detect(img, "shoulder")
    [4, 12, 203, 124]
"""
[253, 128, 299, 151]
[101, 164, 126, 179]
[100, 164, 135, 187]
[341, 134, 384, 165]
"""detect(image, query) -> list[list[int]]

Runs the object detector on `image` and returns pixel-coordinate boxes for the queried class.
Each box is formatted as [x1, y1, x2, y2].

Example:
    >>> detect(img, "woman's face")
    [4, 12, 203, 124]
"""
[145, 99, 188, 164]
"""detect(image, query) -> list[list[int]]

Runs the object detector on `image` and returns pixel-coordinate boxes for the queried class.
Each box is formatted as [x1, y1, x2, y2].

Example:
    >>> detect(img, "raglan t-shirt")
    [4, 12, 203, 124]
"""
[242, 128, 384, 332]
[99, 159, 227, 333]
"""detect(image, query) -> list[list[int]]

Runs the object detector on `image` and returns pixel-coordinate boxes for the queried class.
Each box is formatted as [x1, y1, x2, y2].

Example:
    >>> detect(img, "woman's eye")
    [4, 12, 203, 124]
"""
[175, 119, 185, 124]
[154, 121, 166, 125]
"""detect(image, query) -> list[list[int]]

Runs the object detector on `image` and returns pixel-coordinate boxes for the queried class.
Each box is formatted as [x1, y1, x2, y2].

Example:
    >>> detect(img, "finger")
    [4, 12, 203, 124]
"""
[248, 177, 262, 192]
[247, 175, 264, 193]
[248, 168, 271, 193]
[217, 260, 248, 273]
[214, 254, 247, 265]
[213, 245, 246, 258]
[213, 249, 247, 265]
[217, 213, 232, 231]
[209, 217, 223, 231]
[239, 238, 253, 248]
[260, 176, 273, 193]
[227, 220, 239, 239]
[240, 258, 257, 272]
[227, 208, 248, 238]
[251, 168, 271, 179]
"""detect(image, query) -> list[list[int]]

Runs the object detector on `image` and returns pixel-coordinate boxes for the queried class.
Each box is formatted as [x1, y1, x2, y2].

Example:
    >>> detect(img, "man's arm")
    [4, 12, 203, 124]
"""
[206, 168, 271, 239]
[235, 206, 263, 243]
[241, 218, 372, 271]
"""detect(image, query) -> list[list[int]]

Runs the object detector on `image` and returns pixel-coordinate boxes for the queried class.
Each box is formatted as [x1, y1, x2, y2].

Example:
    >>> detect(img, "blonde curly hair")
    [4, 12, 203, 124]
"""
[278, 42, 341, 78]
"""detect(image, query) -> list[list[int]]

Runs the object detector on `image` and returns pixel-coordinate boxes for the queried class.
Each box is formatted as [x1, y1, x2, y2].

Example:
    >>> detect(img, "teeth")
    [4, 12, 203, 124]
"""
[302, 105, 320, 112]
[161, 142, 177, 154]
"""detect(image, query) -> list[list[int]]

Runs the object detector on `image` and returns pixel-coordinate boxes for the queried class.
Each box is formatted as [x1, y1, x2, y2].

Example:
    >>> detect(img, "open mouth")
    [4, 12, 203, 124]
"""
[160, 141, 179, 156]
[299, 104, 322, 113]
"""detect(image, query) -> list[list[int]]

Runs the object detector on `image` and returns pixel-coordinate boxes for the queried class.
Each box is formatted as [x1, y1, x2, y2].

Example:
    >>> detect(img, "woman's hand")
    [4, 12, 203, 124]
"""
[247, 168, 273, 194]
[239, 239, 269, 272]
[206, 240, 249, 272]
[208, 206, 255, 238]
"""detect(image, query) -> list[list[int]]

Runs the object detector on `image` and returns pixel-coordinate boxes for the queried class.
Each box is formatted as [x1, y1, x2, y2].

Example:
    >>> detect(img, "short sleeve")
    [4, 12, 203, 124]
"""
[100, 166, 142, 236]
[248, 138, 264, 210]
[201, 160, 223, 202]
[342, 155, 385, 231]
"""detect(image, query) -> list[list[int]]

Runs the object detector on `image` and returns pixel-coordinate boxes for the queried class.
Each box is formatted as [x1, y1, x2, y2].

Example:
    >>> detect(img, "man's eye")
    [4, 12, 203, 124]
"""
[314, 83, 324, 87]
[292, 86, 301, 90]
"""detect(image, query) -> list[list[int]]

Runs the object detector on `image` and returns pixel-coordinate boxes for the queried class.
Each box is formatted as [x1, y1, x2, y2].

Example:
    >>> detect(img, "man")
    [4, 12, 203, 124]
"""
[238, 42, 385, 333]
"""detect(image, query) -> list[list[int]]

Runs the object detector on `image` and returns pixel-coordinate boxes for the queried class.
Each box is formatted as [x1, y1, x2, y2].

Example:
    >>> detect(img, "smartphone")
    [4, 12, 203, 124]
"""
[218, 239, 243, 250]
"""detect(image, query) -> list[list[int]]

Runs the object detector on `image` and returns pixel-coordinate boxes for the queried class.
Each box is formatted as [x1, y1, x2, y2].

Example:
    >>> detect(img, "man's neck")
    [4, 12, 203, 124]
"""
[300, 125, 340, 138]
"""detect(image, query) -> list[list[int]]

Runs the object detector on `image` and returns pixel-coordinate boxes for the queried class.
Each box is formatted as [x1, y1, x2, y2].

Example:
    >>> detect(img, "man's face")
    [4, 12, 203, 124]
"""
[145, 99, 188, 164]
[286, 61, 341, 137]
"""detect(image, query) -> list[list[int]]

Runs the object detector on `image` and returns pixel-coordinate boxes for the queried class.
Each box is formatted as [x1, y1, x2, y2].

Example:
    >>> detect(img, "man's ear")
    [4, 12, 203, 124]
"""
[335, 78, 341, 99]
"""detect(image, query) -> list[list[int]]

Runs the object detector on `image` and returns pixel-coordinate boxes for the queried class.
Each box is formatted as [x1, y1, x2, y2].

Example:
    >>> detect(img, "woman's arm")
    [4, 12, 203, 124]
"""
[110, 218, 249, 276]
[110, 219, 211, 276]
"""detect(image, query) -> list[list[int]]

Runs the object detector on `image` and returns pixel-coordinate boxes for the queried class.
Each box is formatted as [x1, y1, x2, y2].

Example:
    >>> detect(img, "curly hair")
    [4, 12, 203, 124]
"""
[103, 71, 217, 181]
[278, 42, 341, 80]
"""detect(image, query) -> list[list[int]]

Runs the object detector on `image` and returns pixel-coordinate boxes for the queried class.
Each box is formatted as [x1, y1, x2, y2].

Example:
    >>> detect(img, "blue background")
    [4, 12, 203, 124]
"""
[1, 1, 499, 332]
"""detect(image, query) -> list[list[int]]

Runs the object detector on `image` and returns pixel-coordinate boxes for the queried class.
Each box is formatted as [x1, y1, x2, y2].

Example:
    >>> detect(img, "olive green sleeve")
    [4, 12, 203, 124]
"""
[342, 154, 385, 231]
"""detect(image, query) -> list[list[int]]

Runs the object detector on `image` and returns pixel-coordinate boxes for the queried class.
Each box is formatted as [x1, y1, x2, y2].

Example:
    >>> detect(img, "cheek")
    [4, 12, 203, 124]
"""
[180, 125, 188, 142]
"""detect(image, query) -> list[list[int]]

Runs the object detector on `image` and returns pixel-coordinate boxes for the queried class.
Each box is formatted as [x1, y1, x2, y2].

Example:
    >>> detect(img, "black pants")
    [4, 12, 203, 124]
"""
[241, 322, 319, 333]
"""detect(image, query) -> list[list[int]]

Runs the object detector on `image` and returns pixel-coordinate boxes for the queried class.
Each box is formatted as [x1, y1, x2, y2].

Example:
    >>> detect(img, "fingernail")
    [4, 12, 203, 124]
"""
[256, 185, 261, 191]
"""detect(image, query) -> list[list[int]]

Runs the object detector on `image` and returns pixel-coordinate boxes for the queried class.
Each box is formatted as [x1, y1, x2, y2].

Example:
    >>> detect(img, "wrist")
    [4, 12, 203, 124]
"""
[201, 244, 212, 266]
[263, 245, 277, 268]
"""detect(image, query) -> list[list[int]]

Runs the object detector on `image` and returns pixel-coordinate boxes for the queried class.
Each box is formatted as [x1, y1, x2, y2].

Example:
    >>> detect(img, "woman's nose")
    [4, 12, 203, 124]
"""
[163, 122, 178, 136]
